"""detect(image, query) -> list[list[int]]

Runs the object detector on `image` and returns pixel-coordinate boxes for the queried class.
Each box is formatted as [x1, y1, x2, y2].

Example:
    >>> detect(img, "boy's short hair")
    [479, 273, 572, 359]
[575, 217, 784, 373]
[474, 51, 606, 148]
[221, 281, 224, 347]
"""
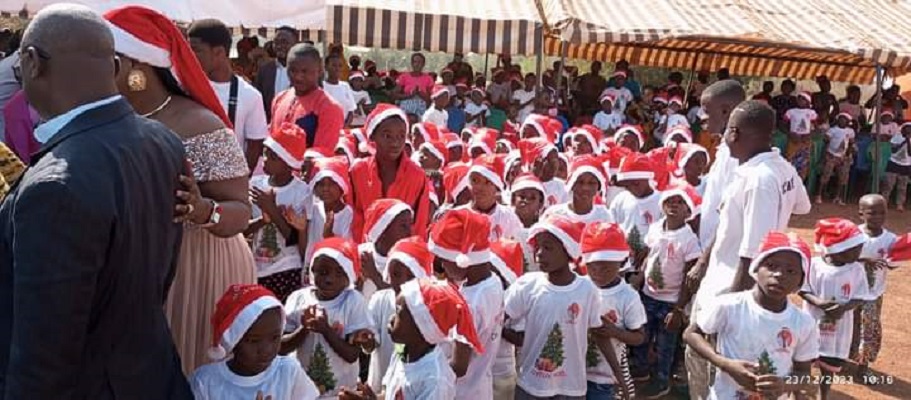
[288, 43, 321, 64]
[187, 19, 232, 52]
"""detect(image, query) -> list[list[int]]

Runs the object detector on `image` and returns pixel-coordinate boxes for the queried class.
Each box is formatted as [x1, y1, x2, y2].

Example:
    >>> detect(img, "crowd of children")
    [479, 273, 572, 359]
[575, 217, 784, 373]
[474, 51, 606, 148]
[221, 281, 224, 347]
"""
[186, 53, 911, 400]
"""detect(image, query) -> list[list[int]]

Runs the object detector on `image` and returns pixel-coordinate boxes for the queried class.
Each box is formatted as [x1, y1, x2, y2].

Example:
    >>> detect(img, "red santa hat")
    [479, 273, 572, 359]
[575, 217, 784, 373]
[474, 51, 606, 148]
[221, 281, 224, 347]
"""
[365, 104, 409, 140]
[660, 181, 703, 215]
[574, 124, 604, 155]
[431, 84, 450, 100]
[748, 232, 812, 283]
[386, 236, 434, 280]
[528, 214, 586, 261]
[645, 147, 672, 191]
[612, 70, 627, 79]
[665, 126, 693, 144]
[653, 94, 668, 105]
[888, 233, 911, 262]
[797, 91, 813, 104]
[614, 125, 645, 150]
[836, 112, 854, 121]
[419, 140, 449, 165]
[207, 284, 283, 360]
[413, 121, 442, 144]
[335, 135, 357, 161]
[468, 154, 506, 191]
[581, 222, 630, 264]
[510, 173, 546, 200]
[599, 93, 616, 105]
[349, 71, 365, 81]
[443, 162, 471, 203]
[672, 143, 709, 178]
[310, 156, 351, 194]
[668, 96, 684, 107]
[490, 239, 524, 284]
[444, 132, 464, 149]
[310, 237, 361, 286]
[518, 137, 557, 171]
[616, 152, 656, 182]
[401, 278, 484, 352]
[429, 208, 492, 268]
[567, 154, 607, 192]
[814, 218, 866, 255]
[521, 114, 561, 143]
[469, 128, 499, 156]
[497, 139, 515, 153]
[364, 199, 413, 243]
[264, 123, 307, 169]
[104, 6, 231, 127]
[881, 110, 895, 118]
[603, 145, 633, 178]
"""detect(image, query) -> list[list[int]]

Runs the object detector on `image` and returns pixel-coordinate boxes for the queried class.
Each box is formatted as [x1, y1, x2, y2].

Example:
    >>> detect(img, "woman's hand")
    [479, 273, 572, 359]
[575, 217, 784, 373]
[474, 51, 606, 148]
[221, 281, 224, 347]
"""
[174, 160, 211, 224]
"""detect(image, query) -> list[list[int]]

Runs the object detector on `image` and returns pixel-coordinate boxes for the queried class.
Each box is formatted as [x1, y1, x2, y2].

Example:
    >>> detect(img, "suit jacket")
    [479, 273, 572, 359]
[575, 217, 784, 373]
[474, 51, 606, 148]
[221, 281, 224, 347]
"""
[0, 99, 193, 399]
[255, 59, 279, 121]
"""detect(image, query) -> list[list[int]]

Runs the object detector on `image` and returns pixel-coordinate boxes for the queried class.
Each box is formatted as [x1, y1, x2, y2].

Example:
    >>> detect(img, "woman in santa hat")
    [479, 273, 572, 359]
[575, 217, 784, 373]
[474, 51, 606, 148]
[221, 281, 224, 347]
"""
[104, 6, 255, 374]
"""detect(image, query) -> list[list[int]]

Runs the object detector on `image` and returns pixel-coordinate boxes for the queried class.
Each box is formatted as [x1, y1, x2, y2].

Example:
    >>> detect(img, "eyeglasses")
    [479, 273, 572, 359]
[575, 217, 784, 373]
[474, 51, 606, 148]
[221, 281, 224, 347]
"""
[13, 45, 52, 83]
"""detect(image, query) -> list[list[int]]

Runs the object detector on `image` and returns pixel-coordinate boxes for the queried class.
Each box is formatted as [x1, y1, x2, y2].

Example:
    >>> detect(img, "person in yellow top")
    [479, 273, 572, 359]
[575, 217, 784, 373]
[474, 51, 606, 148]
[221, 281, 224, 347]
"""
[0, 142, 25, 199]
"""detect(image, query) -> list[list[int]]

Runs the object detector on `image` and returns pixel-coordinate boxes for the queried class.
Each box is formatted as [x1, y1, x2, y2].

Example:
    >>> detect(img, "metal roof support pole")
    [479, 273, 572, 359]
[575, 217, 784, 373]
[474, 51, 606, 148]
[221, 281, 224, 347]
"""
[873, 64, 883, 193]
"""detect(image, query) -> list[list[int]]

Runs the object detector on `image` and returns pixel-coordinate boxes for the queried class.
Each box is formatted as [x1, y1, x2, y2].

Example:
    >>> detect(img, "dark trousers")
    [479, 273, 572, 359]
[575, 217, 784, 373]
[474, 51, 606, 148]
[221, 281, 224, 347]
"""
[630, 294, 679, 386]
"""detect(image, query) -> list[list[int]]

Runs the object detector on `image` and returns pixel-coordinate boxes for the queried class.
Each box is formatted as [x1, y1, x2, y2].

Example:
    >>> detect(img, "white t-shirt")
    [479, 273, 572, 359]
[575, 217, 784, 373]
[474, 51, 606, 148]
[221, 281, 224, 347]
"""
[860, 226, 898, 298]
[642, 220, 702, 303]
[190, 355, 319, 400]
[657, 114, 689, 142]
[585, 279, 646, 385]
[350, 90, 372, 127]
[890, 134, 910, 166]
[825, 127, 855, 157]
[784, 108, 817, 135]
[601, 87, 633, 113]
[251, 176, 311, 278]
[465, 102, 490, 128]
[593, 111, 623, 132]
[304, 202, 354, 269]
[322, 81, 358, 119]
[695, 150, 811, 310]
[457, 203, 529, 242]
[879, 122, 900, 137]
[275, 64, 291, 98]
[422, 107, 449, 128]
[211, 78, 269, 145]
[367, 289, 396, 392]
[543, 203, 613, 226]
[697, 292, 818, 400]
[382, 346, 456, 400]
[543, 179, 570, 208]
[504, 273, 603, 397]
[699, 144, 738, 248]
[456, 276, 505, 400]
[610, 190, 663, 271]
[801, 258, 876, 359]
[284, 288, 373, 398]
[513, 89, 537, 124]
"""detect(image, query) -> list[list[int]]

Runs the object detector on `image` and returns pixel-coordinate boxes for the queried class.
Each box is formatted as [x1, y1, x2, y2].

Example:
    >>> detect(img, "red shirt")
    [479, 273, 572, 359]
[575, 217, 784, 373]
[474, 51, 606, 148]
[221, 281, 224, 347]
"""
[350, 156, 432, 242]
[270, 88, 343, 152]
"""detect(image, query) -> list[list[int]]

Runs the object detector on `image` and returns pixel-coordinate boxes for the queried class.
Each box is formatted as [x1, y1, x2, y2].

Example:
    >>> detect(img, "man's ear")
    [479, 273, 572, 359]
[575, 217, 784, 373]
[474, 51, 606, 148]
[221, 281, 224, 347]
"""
[726, 126, 740, 143]
[113, 54, 122, 77]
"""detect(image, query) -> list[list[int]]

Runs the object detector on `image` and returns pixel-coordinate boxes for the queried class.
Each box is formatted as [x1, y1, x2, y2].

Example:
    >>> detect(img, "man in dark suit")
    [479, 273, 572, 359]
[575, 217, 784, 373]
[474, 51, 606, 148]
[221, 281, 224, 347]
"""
[0, 5, 192, 399]
[254, 26, 297, 121]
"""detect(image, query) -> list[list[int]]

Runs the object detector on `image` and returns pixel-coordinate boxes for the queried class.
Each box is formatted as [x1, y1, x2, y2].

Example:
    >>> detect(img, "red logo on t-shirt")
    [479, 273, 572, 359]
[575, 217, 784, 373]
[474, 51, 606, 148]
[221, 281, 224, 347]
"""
[567, 303, 581, 324]
[643, 211, 654, 225]
[841, 283, 851, 298]
[777, 327, 794, 350]
[604, 309, 619, 325]
[493, 224, 504, 239]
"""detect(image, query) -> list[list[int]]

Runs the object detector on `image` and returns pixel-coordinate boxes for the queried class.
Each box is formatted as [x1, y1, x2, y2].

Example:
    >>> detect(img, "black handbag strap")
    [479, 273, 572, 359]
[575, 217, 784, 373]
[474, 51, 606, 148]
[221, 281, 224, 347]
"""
[228, 75, 240, 126]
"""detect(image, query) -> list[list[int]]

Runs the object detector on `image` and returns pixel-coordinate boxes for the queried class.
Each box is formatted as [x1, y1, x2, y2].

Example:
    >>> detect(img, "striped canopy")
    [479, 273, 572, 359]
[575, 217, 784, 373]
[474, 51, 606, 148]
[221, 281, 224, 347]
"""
[541, 0, 911, 83]
[324, 0, 543, 56]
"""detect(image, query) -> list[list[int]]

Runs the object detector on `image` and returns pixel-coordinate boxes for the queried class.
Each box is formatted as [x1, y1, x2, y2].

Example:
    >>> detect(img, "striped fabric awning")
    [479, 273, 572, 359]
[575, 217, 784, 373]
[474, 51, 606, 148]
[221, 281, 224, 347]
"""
[325, 0, 543, 55]
[542, 0, 911, 83]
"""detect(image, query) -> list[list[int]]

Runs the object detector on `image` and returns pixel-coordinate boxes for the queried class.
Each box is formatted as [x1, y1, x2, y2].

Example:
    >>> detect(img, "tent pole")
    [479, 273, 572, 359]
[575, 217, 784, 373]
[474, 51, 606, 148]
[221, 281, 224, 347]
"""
[536, 31, 544, 88]
[556, 40, 566, 107]
[873, 64, 883, 193]
[682, 53, 701, 108]
[484, 53, 490, 80]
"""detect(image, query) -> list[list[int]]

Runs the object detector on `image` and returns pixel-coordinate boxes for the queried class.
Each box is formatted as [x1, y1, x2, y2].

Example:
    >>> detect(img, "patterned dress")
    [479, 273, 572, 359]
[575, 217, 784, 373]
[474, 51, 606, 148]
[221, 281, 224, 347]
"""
[164, 128, 256, 374]
[0, 142, 25, 200]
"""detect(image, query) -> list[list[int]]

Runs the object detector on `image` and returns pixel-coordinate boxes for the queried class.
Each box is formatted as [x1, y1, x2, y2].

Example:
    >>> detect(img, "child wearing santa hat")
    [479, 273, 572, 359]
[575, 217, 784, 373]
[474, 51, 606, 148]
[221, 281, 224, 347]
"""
[581, 223, 644, 400]
[415, 140, 448, 172]
[459, 154, 525, 242]
[610, 153, 663, 272]
[799, 218, 878, 400]
[655, 97, 689, 145]
[468, 127, 499, 159]
[784, 92, 818, 180]
[465, 88, 490, 128]
[594, 94, 623, 135]
[685, 232, 818, 400]
[246, 124, 311, 301]
[664, 126, 693, 145]
[339, 278, 484, 400]
[543, 154, 613, 226]
[422, 85, 451, 128]
[428, 209, 505, 400]
[365, 236, 434, 392]
[853, 194, 899, 381]
[294, 156, 354, 283]
[519, 137, 569, 208]
[614, 125, 645, 153]
[630, 183, 702, 397]
[358, 199, 414, 302]
[817, 113, 856, 205]
[503, 214, 606, 399]
[670, 142, 709, 196]
[191, 284, 319, 400]
[282, 238, 374, 398]
[571, 125, 604, 156]
[509, 174, 546, 272]
[882, 121, 910, 211]
[487, 239, 525, 400]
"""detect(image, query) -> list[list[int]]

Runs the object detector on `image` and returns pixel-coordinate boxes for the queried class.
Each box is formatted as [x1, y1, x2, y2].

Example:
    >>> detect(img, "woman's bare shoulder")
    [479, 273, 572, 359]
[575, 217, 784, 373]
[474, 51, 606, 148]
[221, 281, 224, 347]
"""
[161, 96, 226, 139]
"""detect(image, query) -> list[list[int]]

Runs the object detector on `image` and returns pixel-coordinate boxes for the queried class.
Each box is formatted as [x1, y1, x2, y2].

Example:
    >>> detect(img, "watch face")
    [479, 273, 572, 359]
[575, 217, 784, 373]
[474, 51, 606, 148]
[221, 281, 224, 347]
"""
[211, 204, 222, 224]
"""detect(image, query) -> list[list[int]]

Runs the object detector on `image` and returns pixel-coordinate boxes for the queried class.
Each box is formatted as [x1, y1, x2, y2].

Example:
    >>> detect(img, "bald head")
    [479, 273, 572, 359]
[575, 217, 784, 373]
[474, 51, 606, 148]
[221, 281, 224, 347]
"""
[23, 3, 113, 57]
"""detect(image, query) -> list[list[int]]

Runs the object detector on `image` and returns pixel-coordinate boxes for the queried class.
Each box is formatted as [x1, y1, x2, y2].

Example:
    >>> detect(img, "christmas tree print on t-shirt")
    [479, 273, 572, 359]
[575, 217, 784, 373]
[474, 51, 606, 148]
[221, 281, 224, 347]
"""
[586, 310, 618, 368]
[647, 256, 665, 290]
[536, 323, 565, 373]
[307, 342, 337, 395]
[627, 226, 645, 255]
[255, 223, 282, 262]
